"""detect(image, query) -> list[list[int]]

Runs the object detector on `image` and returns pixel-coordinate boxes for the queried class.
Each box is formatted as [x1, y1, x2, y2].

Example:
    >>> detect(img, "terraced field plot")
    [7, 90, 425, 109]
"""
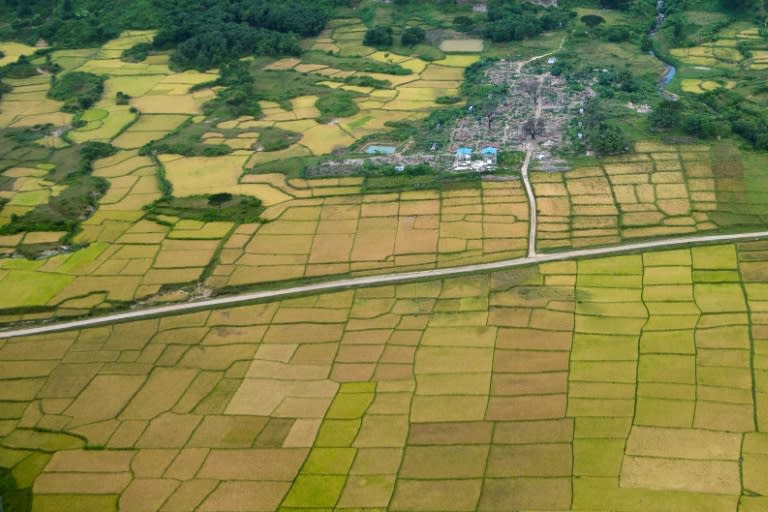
[680, 78, 736, 94]
[0, 72, 73, 130]
[670, 22, 765, 69]
[532, 141, 767, 250]
[1, 243, 767, 511]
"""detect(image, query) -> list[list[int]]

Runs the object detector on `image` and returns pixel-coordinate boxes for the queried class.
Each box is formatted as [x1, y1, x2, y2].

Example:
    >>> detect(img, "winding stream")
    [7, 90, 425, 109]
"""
[649, 0, 678, 98]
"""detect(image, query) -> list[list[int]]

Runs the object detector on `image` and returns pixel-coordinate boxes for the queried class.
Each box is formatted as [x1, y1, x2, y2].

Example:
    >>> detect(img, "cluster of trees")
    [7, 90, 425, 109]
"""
[593, 67, 654, 98]
[0, 80, 10, 102]
[169, 28, 301, 70]
[153, 0, 344, 70]
[1, 0, 346, 70]
[315, 91, 360, 123]
[146, 194, 264, 224]
[197, 61, 262, 119]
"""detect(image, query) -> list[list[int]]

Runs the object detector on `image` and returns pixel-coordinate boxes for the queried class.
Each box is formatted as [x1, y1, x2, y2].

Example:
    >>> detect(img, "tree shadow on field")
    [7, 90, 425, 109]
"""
[0, 467, 32, 512]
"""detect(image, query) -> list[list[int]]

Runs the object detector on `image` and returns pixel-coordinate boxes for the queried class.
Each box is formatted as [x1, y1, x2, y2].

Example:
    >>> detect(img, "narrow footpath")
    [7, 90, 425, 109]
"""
[520, 144, 537, 257]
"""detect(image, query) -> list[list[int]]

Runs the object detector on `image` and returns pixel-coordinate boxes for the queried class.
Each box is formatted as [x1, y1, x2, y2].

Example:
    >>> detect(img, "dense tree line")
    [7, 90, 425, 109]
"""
[485, 1, 575, 42]
[0, 0, 159, 47]
[1, 0, 347, 70]
[152, 0, 344, 70]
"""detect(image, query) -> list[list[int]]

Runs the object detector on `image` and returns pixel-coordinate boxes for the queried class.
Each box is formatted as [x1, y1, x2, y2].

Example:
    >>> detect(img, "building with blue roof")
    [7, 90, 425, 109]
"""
[481, 146, 498, 165]
[454, 147, 473, 168]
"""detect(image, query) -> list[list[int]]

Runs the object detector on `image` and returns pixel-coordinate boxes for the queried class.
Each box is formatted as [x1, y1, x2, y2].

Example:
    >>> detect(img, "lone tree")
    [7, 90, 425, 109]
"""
[590, 122, 628, 154]
[208, 192, 233, 207]
[522, 118, 545, 139]
[581, 14, 606, 30]
[520, 77, 540, 104]
[468, 83, 506, 132]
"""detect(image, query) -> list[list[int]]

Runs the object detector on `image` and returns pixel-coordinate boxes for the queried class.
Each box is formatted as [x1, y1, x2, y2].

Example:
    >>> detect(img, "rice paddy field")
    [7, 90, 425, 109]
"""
[0, 168, 530, 322]
[2, 242, 768, 510]
[531, 141, 768, 251]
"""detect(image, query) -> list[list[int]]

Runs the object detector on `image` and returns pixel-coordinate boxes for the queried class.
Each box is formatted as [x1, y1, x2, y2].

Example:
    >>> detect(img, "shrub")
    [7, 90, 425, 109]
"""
[436, 96, 461, 104]
[115, 91, 131, 105]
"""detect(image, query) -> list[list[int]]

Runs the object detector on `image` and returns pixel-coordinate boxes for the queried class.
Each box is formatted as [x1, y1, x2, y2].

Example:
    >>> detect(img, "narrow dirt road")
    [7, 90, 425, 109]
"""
[520, 143, 537, 257]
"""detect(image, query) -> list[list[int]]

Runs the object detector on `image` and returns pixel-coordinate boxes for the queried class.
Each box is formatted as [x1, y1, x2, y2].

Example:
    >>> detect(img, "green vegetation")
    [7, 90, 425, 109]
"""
[250, 156, 316, 179]
[0, 127, 54, 174]
[0, 467, 31, 512]
[0, 55, 39, 79]
[48, 71, 106, 112]
[145, 194, 264, 223]
[120, 42, 152, 63]
[316, 91, 360, 123]
[1, 0, 345, 70]
[485, 2, 574, 42]
[258, 127, 302, 152]
[340, 75, 392, 89]
[141, 117, 299, 156]
[360, 161, 481, 193]
[0, 0, 155, 47]
[0, 79, 11, 101]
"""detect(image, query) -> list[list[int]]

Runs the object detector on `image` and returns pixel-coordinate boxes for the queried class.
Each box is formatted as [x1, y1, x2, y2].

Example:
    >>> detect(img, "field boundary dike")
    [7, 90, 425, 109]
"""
[2, 229, 768, 338]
